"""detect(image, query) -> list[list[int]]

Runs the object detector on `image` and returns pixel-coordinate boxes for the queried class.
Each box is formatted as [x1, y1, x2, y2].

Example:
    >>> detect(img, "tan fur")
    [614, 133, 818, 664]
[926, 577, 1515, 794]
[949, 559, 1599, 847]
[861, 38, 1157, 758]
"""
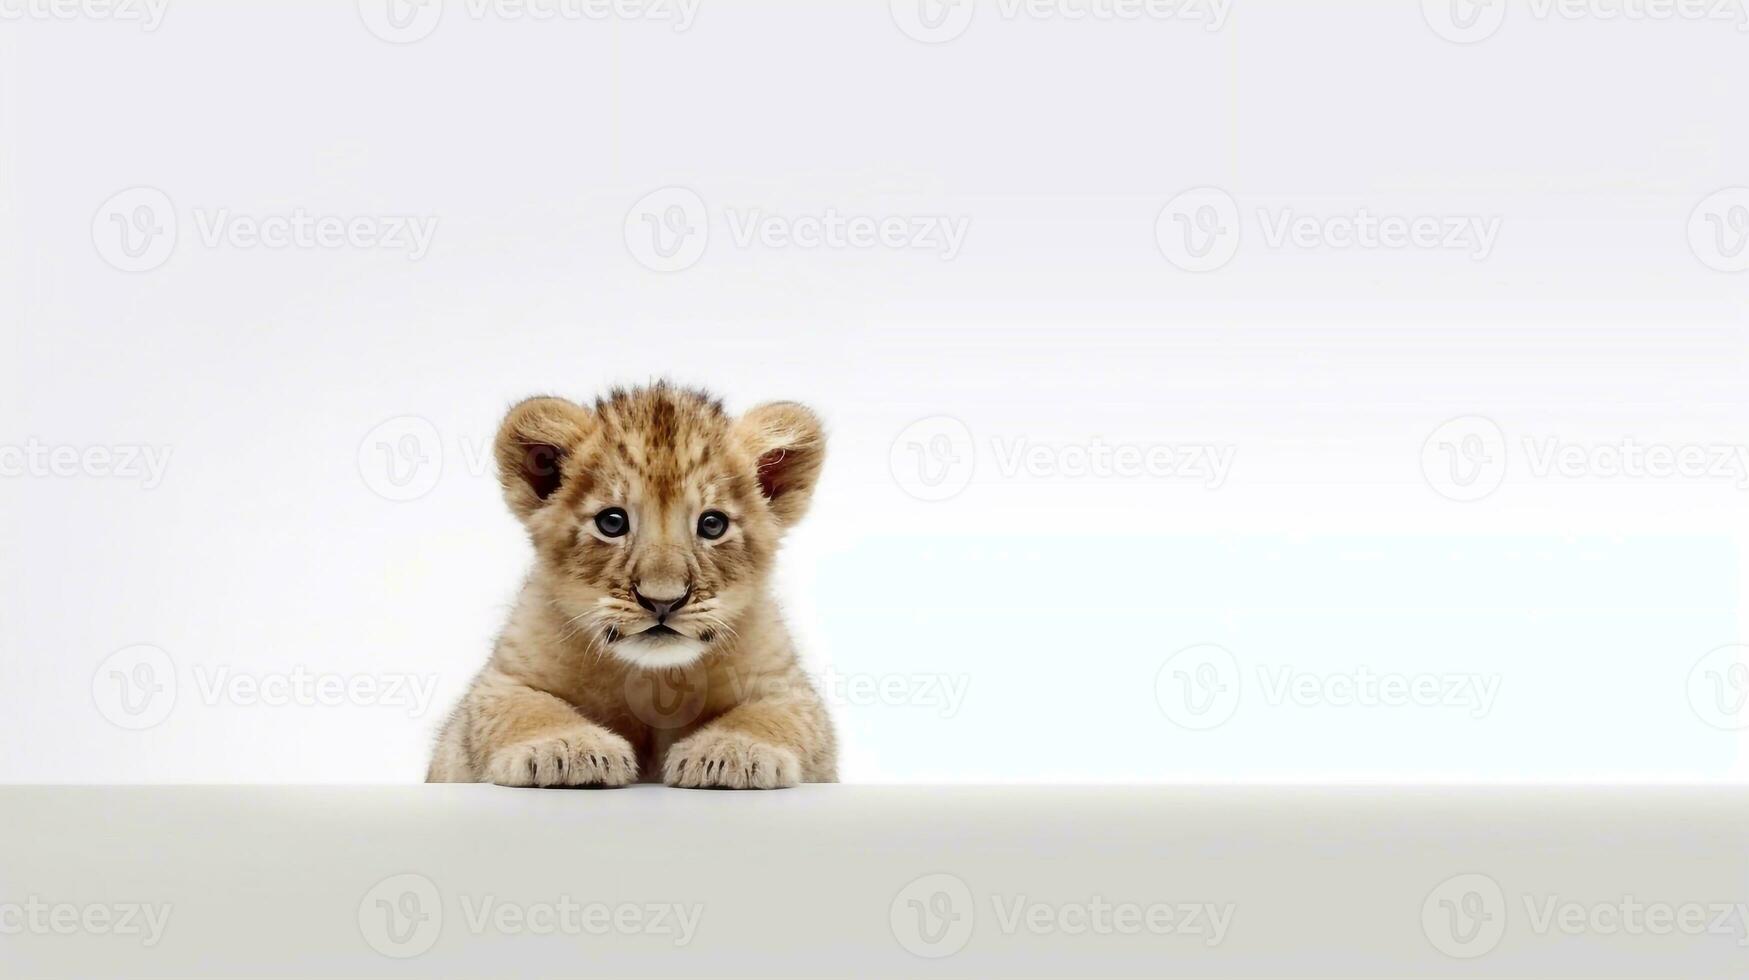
[427, 383, 836, 789]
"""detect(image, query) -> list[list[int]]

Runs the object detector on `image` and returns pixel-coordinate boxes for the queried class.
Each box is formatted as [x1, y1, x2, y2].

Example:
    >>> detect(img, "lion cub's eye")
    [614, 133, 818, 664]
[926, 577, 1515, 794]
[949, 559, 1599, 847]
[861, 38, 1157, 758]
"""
[594, 508, 629, 538]
[697, 511, 729, 540]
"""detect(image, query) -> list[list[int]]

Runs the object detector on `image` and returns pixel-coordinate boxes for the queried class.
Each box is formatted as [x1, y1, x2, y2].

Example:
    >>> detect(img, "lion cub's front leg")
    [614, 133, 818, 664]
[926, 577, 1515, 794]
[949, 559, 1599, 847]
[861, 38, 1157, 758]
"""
[664, 688, 837, 790]
[429, 670, 637, 788]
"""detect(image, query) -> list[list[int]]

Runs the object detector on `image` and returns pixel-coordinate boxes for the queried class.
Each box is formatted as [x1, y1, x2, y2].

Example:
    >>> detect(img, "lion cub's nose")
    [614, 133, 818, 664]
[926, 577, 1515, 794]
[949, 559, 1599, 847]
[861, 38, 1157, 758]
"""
[633, 584, 691, 622]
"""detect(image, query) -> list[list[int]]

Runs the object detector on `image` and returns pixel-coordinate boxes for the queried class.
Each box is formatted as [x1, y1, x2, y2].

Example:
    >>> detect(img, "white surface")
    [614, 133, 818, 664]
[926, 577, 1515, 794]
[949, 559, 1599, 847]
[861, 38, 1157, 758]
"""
[1, 785, 1746, 977]
[2, 1, 1748, 785]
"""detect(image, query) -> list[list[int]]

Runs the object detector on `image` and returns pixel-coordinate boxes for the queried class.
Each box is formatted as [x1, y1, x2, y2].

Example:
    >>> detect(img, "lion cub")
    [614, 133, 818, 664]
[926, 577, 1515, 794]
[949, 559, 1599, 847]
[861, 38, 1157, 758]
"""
[427, 383, 837, 789]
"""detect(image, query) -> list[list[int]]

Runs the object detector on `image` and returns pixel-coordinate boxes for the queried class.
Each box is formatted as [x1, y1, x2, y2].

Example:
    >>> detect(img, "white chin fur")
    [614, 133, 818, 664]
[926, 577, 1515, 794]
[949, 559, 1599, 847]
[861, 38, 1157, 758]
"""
[608, 633, 708, 668]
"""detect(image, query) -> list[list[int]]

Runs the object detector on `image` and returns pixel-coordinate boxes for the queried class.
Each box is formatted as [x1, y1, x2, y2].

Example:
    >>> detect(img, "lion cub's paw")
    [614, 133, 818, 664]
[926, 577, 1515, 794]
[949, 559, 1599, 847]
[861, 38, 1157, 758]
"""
[487, 729, 637, 788]
[663, 731, 801, 790]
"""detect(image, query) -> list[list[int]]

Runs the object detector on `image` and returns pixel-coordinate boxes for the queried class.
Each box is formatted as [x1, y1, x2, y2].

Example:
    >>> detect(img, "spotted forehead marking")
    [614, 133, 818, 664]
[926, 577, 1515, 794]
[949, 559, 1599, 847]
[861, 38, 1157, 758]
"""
[586, 383, 739, 510]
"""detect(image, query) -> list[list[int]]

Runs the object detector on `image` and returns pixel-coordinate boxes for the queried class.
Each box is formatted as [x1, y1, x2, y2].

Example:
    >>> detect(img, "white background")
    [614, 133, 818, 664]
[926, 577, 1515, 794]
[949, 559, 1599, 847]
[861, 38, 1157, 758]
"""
[1, 0, 1746, 783]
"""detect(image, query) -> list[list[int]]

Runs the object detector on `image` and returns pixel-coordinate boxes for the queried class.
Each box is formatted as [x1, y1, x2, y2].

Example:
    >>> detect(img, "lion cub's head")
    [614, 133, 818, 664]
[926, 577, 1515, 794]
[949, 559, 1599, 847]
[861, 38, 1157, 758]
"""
[494, 382, 824, 668]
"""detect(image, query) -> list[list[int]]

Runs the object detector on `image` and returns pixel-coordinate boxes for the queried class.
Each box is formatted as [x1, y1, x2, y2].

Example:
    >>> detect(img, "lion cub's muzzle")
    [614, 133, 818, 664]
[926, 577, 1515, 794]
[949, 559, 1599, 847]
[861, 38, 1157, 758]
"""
[632, 583, 693, 625]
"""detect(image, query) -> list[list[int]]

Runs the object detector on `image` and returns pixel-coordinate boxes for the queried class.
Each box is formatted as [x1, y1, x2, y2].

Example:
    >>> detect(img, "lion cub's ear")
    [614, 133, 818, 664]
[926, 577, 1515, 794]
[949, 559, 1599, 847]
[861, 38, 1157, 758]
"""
[734, 402, 826, 528]
[495, 397, 593, 522]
